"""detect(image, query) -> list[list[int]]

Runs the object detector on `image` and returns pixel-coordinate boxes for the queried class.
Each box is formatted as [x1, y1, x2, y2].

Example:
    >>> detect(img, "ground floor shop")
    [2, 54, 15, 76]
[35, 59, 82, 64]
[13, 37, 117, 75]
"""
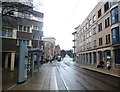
[77, 47, 120, 69]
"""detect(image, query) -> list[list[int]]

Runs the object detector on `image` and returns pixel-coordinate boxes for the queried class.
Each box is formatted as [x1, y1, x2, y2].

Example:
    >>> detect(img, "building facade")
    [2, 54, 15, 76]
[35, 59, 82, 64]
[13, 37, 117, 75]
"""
[74, 0, 120, 69]
[42, 37, 56, 60]
[54, 45, 61, 58]
[72, 31, 77, 58]
[1, 1, 44, 71]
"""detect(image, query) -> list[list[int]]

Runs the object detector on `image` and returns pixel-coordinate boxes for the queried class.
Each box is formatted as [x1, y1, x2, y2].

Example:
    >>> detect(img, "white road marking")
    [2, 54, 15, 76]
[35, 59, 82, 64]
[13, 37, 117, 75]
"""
[50, 67, 58, 90]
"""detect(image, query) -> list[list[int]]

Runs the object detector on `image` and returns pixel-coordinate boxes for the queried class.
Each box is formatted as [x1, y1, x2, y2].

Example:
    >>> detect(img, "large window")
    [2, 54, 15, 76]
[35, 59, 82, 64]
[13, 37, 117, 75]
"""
[93, 40, 97, 47]
[86, 23, 89, 29]
[89, 19, 92, 26]
[87, 42, 91, 49]
[98, 9, 102, 18]
[93, 27, 96, 35]
[18, 12, 30, 19]
[111, 6, 119, 24]
[86, 31, 91, 38]
[112, 26, 120, 44]
[17, 39, 29, 46]
[83, 35, 85, 41]
[104, 2, 109, 13]
[2, 27, 13, 38]
[105, 17, 110, 28]
[93, 15, 96, 23]
[99, 37, 103, 46]
[18, 25, 30, 32]
[106, 34, 110, 44]
[98, 23, 102, 32]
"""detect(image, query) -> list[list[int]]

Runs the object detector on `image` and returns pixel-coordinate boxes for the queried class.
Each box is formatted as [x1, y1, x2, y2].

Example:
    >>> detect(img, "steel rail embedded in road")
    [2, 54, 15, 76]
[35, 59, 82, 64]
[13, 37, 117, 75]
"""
[56, 63, 69, 92]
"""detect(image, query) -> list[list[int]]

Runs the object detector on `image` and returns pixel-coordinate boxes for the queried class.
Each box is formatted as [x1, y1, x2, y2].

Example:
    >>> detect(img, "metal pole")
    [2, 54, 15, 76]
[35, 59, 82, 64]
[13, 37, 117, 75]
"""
[32, 53, 34, 77]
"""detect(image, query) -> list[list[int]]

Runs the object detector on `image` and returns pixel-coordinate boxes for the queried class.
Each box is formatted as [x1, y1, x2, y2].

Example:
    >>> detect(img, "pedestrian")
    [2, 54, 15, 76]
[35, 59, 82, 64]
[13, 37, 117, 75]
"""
[41, 55, 44, 64]
[100, 59, 104, 68]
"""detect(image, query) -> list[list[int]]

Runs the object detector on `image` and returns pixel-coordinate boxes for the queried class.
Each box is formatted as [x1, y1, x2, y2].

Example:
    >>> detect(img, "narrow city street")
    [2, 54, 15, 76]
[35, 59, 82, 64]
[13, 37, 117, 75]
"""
[8, 59, 119, 91]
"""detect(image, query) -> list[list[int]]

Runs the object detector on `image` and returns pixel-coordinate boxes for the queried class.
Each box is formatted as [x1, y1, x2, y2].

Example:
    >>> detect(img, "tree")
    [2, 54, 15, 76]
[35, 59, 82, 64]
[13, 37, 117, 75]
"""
[2, 2, 33, 16]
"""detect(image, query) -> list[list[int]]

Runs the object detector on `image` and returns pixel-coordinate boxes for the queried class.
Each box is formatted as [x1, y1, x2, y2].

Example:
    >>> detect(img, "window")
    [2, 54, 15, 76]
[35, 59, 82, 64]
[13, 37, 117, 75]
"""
[83, 26, 86, 31]
[27, 27, 30, 32]
[18, 12, 24, 18]
[84, 45, 85, 50]
[86, 23, 89, 29]
[89, 42, 91, 48]
[18, 12, 30, 19]
[23, 26, 27, 32]
[89, 19, 92, 26]
[93, 15, 96, 23]
[98, 9, 102, 18]
[98, 23, 102, 32]
[112, 26, 120, 44]
[18, 25, 30, 32]
[86, 33, 88, 38]
[94, 40, 97, 47]
[24, 13, 30, 19]
[17, 39, 29, 45]
[33, 25, 41, 30]
[99, 37, 103, 46]
[83, 35, 85, 41]
[105, 17, 110, 28]
[111, 6, 119, 24]
[80, 35, 82, 42]
[2, 27, 12, 38]
[93, 27, 96, 35]
[87, 43, 89, 49]
[87, 42, 91, 49]
[106, 34, 110, 44]
[104, 2, 109, 12]
[19, 25, 22, 31]
[86, 31, 91, 38]
[110, 0, 118, 6]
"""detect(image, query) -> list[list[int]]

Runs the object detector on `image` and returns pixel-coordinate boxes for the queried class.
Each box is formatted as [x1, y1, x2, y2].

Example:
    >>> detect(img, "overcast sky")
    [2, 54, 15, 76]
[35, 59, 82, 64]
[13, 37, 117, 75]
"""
[34, 0, 99, 50]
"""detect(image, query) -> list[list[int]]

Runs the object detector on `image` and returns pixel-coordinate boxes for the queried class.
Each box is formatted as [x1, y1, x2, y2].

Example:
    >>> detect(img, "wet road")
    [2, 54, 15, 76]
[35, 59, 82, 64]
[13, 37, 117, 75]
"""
[6, 60, 120, 91]
[55, 60, 119, 90]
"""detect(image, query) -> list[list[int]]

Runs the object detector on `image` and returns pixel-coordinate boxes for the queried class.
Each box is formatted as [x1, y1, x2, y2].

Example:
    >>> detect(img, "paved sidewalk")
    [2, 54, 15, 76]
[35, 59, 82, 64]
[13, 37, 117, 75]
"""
[2, 61, 120, 91]
[75, 62, 120, 78]
[4, 63, 58, 91]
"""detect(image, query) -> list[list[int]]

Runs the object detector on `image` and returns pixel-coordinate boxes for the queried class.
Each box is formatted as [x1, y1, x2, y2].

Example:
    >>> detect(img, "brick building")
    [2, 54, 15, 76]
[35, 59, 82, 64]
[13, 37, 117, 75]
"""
[74, 0, 120, 69]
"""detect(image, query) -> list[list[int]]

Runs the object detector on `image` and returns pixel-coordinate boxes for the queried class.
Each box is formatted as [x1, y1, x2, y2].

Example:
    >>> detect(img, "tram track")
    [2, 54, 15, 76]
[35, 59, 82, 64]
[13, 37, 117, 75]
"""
[72, 64, 120, 89]
[56, 62, 89, 91]
[56, 64, 69, 92]
[59, 61, 118, 90]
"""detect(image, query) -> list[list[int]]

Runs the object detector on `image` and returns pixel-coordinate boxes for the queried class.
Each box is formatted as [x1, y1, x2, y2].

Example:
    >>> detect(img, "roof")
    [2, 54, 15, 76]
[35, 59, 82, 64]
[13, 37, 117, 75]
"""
[32, 10, 44, 18]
